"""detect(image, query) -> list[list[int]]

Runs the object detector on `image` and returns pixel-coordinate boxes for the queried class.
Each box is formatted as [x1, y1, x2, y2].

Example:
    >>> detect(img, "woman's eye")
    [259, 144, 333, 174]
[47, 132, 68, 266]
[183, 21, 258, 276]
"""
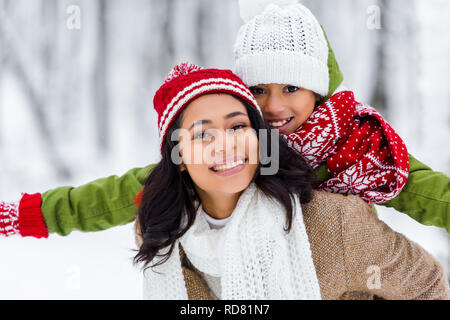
[250, 87, 265, 95]
[193, 131, 212, 140]
[285, 86, 299, 93]
[231, 124, 247, 132]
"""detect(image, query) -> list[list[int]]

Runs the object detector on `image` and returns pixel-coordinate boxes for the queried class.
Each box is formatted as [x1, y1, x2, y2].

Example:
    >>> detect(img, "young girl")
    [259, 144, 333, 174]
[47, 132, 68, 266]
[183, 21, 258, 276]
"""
[134, 62, 449, 299]
[233, 0, 449, 225]
[0, 0, 448, 239]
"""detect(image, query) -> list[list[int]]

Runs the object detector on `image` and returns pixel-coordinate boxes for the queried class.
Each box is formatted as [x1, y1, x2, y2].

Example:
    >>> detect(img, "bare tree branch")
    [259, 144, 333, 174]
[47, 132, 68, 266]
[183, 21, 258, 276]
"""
[93, 0, 110, 153]
[0, 5, 71, 179]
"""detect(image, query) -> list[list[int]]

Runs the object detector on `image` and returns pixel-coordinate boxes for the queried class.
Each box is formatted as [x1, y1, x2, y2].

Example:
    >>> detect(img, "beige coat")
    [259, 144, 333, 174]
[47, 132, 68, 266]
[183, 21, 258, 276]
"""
[136, 191, 450, 300]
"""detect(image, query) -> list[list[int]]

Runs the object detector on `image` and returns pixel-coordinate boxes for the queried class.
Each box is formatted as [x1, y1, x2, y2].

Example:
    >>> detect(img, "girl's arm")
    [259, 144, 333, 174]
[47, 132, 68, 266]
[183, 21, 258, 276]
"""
[1, 164, 155, 237]
[4, 152, 447, 238]
[313, 153, 450, 234]
[379, 154, 450, 234]
[342, 195, 450, 300]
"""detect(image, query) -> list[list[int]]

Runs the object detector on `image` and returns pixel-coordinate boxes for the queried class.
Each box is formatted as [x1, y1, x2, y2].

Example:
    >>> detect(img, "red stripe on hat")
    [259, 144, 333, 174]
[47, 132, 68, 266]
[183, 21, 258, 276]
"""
[158, 83, 259, 151]
[158, 79, 255, 132]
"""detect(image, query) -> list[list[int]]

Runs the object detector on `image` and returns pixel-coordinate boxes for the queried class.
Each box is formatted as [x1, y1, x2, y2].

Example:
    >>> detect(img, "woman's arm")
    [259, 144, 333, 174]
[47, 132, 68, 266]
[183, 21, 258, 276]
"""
[1, 164, 155, 237]
[341, 194, 450, 300]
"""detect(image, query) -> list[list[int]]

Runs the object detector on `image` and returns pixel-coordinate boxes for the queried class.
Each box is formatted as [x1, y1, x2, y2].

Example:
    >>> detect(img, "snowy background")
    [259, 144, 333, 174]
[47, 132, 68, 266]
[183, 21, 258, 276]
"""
[0, 0, 449, 299]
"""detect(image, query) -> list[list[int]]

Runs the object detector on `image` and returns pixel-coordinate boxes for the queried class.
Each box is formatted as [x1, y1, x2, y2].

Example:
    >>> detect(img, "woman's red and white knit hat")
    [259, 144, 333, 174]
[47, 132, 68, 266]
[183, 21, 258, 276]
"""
[154, 62, 263, 152]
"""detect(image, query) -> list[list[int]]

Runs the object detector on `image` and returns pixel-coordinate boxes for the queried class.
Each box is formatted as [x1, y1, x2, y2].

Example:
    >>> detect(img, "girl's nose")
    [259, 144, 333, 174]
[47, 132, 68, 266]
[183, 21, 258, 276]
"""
[263, 94, 285, 116]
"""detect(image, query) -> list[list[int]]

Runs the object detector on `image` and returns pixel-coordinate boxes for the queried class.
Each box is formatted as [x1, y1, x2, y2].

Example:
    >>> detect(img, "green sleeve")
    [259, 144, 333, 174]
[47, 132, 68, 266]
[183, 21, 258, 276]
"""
[379, 154, 450, 234]
[313, 155, 450, 231]
[311, 163, 331, 187]
[41, 164, 156, 236]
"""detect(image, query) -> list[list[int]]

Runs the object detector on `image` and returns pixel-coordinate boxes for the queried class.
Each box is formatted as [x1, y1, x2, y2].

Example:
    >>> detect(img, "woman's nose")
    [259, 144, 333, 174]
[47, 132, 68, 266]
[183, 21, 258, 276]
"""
[213, 130, 238, 162]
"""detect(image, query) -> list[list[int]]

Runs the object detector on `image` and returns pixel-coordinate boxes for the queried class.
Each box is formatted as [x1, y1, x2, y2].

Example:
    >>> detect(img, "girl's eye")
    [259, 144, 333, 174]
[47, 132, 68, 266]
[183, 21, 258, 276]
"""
[250, 87, 265, 95]
[285, 86, 299, 93]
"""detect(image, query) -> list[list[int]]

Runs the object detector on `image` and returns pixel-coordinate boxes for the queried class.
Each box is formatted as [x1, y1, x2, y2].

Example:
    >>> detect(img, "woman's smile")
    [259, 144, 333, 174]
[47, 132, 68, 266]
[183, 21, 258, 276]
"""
[210, 158, 248, 177]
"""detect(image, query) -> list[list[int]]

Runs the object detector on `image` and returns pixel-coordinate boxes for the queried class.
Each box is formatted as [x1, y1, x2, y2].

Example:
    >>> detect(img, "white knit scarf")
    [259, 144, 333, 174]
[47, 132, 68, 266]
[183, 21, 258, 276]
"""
[142, 183, 321, 300]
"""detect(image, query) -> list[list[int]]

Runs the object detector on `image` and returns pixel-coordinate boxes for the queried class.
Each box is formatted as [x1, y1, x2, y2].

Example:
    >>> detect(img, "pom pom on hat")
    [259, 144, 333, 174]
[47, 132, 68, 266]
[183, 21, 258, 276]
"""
[238, 0, 299, 22]
[164, 62, 203, 83]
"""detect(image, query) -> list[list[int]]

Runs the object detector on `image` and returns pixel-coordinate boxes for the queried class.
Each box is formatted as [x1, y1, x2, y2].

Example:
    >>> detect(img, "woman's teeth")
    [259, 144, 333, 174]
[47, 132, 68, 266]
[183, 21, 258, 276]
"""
[268, 117, 292, 128]
[212, 159, 245, 172]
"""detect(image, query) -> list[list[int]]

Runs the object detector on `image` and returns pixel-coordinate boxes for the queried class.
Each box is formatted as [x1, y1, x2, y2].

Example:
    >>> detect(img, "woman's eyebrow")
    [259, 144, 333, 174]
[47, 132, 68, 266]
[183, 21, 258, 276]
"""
[225, 111, 246, 119]
[189, 119, 211, 131]
[189, 112, 246, 130]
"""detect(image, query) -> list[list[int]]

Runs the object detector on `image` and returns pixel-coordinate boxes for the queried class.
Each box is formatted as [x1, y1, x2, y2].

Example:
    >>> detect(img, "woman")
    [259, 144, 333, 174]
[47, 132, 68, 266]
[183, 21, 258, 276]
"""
[132, 62, 449, 300]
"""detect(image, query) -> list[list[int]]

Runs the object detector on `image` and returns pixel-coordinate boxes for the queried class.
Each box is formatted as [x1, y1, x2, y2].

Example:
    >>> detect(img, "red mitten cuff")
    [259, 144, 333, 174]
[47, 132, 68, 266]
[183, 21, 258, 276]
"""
[18, 193, 48, 238]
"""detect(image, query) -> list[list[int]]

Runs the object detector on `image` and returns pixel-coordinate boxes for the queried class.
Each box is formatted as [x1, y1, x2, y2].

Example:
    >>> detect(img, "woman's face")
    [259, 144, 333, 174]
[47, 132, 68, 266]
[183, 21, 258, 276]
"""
[249, 84, 318, 135]
[178, 93, 259, 196]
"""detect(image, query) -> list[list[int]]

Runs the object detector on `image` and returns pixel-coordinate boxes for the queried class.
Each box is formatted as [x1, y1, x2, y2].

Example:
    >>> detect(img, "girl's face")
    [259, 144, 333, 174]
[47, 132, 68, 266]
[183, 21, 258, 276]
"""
[250, 84, 318, 135]
[178, 94, 259, 197]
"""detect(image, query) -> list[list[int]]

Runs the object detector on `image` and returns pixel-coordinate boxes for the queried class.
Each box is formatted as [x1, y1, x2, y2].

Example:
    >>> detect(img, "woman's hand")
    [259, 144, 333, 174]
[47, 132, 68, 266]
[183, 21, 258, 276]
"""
[0, 199, 20, 237]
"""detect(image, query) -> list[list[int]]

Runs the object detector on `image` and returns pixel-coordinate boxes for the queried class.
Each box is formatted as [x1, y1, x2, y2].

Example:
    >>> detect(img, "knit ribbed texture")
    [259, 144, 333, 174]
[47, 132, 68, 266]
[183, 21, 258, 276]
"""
[234, 2, 329, 96]
[18, 193, 48, 238]
[189, 210, 229, 299]
[143, 240, 189, 299]
[142, 183, 321, 300]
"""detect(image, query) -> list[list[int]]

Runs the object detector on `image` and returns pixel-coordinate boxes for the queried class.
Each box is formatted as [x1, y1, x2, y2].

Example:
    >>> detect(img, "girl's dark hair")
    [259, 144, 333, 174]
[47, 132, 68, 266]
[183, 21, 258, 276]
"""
[133, 94, 313, 271]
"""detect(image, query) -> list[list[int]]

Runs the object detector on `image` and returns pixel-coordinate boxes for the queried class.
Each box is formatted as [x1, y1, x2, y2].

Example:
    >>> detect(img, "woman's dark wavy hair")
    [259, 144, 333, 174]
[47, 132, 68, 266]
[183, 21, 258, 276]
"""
[133, 94, 313, 271]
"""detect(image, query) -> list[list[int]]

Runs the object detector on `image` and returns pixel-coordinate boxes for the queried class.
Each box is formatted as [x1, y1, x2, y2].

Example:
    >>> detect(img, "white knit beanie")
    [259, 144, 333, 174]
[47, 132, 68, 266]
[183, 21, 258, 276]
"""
[234, 0, 329, 96]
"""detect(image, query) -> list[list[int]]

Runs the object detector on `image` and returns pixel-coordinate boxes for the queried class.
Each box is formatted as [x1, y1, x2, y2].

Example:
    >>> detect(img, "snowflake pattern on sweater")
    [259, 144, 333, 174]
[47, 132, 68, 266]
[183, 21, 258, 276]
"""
[285, 91, 409, 204]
